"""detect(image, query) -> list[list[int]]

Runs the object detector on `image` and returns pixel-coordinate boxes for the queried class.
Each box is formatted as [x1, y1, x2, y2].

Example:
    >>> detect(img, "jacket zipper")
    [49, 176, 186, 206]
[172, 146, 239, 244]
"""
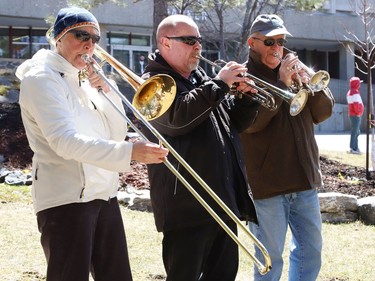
[79, 163, 86, 199]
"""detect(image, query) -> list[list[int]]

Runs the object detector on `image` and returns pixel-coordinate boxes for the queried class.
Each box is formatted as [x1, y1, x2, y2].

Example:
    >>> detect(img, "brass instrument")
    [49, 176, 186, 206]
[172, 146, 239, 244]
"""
[43, 26, 272, 274]
[197, 55, 308, 116]
[94, 45, 176, 120]
[274, 49, 330, 94]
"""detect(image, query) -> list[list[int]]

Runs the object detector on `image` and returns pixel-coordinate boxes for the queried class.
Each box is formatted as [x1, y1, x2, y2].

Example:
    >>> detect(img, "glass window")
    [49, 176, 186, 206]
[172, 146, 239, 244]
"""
[106, 32, 152, 75]
[0, 28, 49, 58]
[328, 51, 339, 79]
[0, 28, 9, 57]
[133, 51, 149, 75]
[12, 29, 30, 59]
[131, 34, 150, 47]
[108, 33, 150, 47]
[109, 34, 130, 45]
[32, 29, 50, 55]
[113, 48, 130, 66]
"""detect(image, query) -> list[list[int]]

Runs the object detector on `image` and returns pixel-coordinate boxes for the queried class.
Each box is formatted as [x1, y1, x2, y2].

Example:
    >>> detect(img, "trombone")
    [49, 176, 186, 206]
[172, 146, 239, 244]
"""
[87, 45, 272, 275]
[46, 27, 271, 273]
[197, 55, 308, 116]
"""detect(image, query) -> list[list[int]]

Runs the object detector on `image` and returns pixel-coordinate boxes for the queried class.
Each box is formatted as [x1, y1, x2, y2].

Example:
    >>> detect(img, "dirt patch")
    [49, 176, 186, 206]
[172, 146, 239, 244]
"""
[1, 102, 375, 198]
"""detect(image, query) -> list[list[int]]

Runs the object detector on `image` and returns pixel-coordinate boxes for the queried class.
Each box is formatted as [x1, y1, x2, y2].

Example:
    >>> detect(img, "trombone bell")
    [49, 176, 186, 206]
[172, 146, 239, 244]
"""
[93, 44, 176, 121]
[133, 75, 176, 120]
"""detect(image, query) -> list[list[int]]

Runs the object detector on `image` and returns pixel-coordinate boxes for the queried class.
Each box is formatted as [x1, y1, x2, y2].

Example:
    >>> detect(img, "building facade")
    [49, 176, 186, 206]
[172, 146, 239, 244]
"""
[0, 0, 374, 132]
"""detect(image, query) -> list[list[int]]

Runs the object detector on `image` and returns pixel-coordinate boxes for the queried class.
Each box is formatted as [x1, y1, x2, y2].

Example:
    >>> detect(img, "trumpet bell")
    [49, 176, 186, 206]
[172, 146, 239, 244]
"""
[133, 74, 176, 120]
[289, 89, 308, 116]
[310, 70, 330, 92]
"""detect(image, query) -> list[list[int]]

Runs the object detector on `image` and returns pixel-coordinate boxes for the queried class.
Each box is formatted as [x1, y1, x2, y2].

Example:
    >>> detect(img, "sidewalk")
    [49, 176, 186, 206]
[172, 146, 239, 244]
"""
[315, 133, 368, 153]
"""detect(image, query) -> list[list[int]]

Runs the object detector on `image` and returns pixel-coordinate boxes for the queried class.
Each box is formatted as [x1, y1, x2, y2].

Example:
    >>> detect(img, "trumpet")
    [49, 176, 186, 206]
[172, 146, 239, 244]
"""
[197, 55, 308, 116]
[274, 49, 330, 94]
[77, 46, 272, 273]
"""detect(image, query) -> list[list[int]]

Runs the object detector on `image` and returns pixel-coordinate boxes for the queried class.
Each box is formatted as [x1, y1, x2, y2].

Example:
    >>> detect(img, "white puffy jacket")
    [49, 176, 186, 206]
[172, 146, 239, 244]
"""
[16, 49, 133, 214]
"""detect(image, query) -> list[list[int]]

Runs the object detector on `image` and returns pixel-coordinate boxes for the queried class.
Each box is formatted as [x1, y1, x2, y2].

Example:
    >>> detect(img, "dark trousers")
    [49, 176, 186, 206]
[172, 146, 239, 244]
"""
[162, 220, 238, 281]
[37, 198, 132, 281]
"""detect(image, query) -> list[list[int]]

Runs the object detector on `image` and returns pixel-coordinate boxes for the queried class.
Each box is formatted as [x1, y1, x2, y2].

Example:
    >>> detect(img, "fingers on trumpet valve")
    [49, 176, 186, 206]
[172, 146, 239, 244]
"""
[217, 61, 246, 87]
[236, 77, 258, 94]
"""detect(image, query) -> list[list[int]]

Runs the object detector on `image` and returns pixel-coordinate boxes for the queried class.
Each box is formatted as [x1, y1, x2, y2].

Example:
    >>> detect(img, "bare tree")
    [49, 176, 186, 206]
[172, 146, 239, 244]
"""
[236, 0, 282, 61]
[152, 0, 169, 50]
[164, 0, 325, 62]
[202, 0, 242, 59]
[340, 0, 375, 179]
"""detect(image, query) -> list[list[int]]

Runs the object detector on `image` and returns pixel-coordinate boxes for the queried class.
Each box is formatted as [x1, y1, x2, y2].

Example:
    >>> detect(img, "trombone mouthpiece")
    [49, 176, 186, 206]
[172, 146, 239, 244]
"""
[81, 54, 90, 63]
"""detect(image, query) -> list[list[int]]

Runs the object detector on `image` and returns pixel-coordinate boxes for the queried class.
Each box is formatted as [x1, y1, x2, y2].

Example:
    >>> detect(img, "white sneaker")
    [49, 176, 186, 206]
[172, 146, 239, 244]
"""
[350, 149, 361, 154]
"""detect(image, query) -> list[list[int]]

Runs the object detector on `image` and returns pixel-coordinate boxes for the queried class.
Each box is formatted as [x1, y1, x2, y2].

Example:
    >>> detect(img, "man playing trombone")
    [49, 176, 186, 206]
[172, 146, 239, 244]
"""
[16, 7, 168, 281]
[240, 14, 335, 281]
[141, 14, 260, 281]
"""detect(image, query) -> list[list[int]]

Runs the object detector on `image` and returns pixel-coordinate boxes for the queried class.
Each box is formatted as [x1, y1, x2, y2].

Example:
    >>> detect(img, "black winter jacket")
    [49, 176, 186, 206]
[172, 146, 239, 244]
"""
[141, 51, 259, 232]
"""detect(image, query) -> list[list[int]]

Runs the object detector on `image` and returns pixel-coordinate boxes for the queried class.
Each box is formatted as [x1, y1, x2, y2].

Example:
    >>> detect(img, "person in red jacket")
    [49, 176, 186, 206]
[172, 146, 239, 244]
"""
[346, 77, 364, 154]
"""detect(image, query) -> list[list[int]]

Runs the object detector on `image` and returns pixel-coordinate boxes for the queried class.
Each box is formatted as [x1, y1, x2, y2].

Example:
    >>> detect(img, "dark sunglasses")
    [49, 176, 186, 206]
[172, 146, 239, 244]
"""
[68, 29, 101, 44]
[166, 36, 202, 46]
[253, 37, 287, 47]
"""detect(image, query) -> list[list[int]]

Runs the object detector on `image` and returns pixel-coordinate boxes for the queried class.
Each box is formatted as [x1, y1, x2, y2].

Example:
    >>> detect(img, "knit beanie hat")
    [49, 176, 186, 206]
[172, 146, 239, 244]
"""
[53, 7, 99, 41]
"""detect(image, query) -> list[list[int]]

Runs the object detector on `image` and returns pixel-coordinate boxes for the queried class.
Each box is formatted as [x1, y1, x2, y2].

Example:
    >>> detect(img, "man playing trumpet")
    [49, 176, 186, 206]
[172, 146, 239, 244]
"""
[141, 14, 260, 281]
[240, 14, 335, 281]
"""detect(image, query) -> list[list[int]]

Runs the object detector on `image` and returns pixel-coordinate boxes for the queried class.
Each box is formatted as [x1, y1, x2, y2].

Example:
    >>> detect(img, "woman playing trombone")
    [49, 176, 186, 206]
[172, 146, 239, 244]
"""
[16, 7, 167, 281]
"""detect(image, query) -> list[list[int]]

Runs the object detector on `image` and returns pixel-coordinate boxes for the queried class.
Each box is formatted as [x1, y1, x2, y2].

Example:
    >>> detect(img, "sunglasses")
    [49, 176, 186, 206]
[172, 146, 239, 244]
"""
[68, 29, 101, 44]
[253, 37, 287, 47]
[166, 36, 202, 46]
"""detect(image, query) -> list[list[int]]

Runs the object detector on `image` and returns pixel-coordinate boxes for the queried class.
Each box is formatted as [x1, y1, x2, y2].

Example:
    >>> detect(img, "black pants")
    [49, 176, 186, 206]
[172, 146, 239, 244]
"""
[162, 220, 238, 281]
[37, 198, 132, 281]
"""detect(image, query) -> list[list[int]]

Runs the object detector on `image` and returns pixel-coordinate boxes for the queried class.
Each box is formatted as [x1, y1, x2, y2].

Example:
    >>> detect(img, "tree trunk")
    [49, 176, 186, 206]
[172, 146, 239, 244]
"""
[153, 0, 169, 51]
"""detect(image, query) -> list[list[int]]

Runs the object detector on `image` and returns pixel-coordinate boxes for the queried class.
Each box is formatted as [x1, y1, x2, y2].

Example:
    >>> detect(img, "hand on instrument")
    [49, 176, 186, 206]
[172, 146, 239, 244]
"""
[86, 58, 111, 93]
[217, 61, 249, 88]
[295, 69, 310, 85]
[279, 54, 299, 88]
[235, 78, 258, 94]
[131, 140, 169, 164]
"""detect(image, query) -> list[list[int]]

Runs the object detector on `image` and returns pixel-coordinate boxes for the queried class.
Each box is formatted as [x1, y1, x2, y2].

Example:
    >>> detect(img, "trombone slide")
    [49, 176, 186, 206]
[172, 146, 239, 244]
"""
[83, 50, 272, 275]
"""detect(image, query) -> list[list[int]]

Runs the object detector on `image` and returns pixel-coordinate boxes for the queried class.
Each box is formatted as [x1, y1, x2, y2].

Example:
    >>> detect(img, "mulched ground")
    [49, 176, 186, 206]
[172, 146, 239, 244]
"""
[1, 103, 375, 198]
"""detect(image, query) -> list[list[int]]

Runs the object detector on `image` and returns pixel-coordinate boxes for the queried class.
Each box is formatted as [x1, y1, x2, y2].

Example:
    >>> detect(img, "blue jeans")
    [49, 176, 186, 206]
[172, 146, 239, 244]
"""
[349, 116, 361, 151]
[249, 189, 322, 281]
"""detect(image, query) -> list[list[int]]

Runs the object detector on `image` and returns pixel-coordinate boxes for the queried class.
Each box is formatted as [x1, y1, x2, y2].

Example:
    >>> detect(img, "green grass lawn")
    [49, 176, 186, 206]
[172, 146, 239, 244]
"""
[0, 183, 375, 281]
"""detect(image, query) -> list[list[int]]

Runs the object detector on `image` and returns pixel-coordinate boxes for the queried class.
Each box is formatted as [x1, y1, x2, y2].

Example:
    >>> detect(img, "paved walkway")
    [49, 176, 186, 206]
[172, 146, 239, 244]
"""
[315, 133, 369, 153]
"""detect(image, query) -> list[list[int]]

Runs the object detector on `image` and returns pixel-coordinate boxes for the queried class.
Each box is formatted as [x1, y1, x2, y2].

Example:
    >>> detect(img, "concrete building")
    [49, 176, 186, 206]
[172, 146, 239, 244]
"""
[0, 0, 374, 132]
